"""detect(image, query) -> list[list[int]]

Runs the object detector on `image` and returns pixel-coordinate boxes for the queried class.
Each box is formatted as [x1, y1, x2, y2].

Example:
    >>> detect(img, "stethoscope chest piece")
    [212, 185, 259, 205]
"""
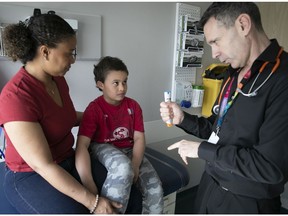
[213, 104, 220, 115]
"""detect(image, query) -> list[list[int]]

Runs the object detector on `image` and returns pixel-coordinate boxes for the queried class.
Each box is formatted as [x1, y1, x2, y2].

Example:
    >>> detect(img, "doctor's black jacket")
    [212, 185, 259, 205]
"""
[177, 39, 288, 199]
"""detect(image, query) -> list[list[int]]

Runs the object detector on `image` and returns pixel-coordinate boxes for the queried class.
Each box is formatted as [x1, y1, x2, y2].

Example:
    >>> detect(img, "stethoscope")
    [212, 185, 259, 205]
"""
[213, 47, 283, 115]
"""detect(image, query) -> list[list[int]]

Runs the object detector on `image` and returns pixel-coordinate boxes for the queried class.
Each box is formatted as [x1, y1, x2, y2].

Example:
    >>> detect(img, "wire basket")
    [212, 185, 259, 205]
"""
[0, 25, 7, 57]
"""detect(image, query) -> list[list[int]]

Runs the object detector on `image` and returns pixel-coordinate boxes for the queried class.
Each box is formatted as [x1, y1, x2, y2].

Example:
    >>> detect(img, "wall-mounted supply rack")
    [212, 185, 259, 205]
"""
[0, 25, 7, 57]
[171, 3, 204, 104]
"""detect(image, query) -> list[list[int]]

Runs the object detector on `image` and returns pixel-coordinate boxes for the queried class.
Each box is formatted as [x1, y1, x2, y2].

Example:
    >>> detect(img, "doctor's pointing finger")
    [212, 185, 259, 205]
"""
[167, 140, 201, 164]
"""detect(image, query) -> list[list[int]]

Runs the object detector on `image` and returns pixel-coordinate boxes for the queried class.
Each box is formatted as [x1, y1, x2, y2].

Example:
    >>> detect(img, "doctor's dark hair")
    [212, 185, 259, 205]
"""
[199, 2, 264, 32]
[93, 56, 129, 92]
[3, 14, 75, 64]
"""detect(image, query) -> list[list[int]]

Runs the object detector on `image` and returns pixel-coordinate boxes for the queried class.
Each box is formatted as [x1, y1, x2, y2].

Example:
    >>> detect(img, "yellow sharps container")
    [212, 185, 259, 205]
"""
[201, 64, 228, 117]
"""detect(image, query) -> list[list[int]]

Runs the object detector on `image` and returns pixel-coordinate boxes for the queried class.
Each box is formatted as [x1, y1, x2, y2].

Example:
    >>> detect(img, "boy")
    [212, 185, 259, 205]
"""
[75, 56, 163, 213]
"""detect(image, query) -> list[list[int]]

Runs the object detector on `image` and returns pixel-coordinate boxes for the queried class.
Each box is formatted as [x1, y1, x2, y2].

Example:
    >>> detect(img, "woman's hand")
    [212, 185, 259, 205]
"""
[94, 197, 122, 214]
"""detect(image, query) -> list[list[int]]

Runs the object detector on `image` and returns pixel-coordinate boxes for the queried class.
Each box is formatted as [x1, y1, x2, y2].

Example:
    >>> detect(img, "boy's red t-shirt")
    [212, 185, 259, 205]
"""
[78, 95, 144, 148]
[0, 67, 77, 172]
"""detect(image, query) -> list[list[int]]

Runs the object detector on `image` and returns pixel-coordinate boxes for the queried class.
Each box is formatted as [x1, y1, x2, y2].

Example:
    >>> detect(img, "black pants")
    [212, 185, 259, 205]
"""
[193, 172, 281, 214]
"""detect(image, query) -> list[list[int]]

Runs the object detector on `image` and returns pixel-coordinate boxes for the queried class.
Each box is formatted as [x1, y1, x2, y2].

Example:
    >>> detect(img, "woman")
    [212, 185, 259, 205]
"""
[0, 12, 123, 214]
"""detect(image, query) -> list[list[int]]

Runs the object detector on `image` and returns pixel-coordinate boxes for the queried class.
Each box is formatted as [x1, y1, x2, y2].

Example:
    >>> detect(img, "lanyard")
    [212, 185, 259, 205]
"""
[215, 47, 283, 135]
[216, 69, 251, 134]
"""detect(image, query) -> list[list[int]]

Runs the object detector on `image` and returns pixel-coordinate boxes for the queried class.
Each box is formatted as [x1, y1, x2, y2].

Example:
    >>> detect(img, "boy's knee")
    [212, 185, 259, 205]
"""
[118, 159, 133, 177]
[110, 156, 133, 178]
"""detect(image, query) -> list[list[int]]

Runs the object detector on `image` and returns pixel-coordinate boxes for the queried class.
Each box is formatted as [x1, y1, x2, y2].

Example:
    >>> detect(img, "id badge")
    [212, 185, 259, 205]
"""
[208, 131, 219, 144]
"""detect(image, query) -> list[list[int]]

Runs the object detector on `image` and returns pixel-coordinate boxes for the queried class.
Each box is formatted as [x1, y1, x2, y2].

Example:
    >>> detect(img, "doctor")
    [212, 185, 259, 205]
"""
[160, 2, 288, 213]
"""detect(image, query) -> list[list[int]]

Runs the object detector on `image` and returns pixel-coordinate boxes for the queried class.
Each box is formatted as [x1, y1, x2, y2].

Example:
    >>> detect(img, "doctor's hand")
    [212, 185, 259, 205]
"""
[160, 101, 184, 125]
[168, 140, 200, 165]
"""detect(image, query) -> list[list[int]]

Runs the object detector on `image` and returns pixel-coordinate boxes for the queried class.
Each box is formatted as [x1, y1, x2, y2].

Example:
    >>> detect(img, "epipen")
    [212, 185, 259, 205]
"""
[164, 91, 173, 127]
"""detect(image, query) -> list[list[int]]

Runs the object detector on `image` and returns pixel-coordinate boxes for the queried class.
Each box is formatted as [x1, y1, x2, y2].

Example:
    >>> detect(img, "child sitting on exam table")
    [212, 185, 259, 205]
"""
[75, 56, 164, 213]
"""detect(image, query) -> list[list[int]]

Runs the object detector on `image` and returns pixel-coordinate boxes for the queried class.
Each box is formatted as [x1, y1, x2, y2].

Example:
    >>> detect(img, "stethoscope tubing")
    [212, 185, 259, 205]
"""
[217, 47, 283, 104]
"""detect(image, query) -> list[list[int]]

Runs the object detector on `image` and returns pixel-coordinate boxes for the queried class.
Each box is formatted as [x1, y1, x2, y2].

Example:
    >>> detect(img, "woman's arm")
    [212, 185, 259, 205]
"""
[75, 135, 98, 195]
[132, 131, 145, 183]
[4, 121, 116, 213]
[75, 111, 83, 126]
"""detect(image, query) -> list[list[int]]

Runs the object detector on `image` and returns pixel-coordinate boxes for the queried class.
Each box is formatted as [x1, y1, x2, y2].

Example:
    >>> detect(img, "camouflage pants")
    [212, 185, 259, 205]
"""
[90, 143, 164, 214]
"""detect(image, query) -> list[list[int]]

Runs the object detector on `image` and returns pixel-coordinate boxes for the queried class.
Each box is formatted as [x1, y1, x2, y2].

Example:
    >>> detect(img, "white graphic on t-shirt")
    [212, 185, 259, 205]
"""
[127, 108, 133, 115]
[113, 127, 129, 139]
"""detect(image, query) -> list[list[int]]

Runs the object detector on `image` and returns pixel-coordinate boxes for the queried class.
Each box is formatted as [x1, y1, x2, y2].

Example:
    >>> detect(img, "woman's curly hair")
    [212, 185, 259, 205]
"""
[3, 14, 75, 64]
